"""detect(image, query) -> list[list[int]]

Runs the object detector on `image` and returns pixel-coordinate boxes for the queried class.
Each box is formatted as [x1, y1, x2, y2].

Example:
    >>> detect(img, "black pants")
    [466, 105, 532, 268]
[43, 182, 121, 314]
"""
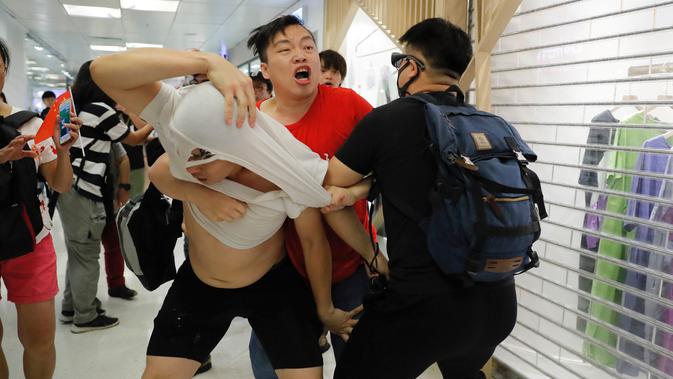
[334, 280, 517, 379]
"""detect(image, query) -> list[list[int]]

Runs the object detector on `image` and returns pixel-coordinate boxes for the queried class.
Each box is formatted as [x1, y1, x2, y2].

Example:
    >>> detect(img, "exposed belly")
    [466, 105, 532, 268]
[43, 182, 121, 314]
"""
[183, 204, 285, 288]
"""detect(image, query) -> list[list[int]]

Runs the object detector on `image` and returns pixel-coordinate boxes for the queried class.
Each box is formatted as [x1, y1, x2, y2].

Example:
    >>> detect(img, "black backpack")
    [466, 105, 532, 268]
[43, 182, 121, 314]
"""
[116, 184, 182, 291]
[0, 111, 44, 260]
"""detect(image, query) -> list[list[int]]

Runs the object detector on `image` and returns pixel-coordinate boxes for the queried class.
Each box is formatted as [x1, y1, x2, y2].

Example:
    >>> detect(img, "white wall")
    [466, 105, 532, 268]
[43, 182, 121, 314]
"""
[491, 1, 673, 378]
[0, 8, 29, 109]
[339, 8, 400, 107]
[228, 0, 325, 67]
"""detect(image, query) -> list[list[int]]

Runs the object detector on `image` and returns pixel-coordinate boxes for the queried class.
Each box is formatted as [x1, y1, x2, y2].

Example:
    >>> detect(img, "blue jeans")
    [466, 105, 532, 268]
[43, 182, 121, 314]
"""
[249, 264, 369, 378]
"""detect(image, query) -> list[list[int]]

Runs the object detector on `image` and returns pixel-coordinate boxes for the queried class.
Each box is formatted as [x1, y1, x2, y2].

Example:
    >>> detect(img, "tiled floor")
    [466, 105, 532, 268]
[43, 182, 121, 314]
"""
[0, 214, 442, 378]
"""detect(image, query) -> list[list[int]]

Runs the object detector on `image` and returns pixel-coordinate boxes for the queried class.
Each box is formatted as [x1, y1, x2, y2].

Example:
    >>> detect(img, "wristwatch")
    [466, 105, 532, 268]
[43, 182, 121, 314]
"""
[118, 183, 131, 191]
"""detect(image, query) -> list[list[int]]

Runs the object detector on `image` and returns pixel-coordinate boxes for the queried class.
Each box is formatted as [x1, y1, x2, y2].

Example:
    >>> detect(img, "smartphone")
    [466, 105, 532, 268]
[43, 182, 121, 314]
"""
[58, 99, 71, 145]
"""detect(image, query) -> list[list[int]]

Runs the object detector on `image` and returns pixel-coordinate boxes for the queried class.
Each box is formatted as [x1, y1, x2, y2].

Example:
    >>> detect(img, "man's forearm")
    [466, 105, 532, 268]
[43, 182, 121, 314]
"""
[346, 176, 373, 202]
[303, 239, 335, 314]
[148, 154, 204, 203]
[117, 155, 130, 184]
[324, 208, 375, 262]
[127, 112, 148, 129]
[91, 48, 214, 92]
[50, 152, 73, 193]
[124, 124, 154, 146]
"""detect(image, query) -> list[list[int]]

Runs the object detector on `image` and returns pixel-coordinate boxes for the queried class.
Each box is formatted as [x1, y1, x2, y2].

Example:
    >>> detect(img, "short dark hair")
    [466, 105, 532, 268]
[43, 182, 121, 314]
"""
[247, 15, 315, 63]
[42, 90, 56, 100]
[72, 60, 115, 112]
[0, 92, 6, 103]
[0, 38, 10, 72]
[319, 50, 347, 79]
[399, 18, 472, 77]
[251, 72, 273, 93]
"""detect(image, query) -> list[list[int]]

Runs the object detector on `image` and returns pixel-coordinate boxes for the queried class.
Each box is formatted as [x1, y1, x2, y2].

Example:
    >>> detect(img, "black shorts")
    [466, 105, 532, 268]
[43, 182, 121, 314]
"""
[147, 258, 323, 369]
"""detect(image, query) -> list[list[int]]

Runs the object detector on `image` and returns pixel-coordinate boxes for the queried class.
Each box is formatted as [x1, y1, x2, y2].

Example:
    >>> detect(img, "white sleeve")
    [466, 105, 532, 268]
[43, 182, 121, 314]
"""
[167, 84, 331, 209]
[139, 82, 179, 133]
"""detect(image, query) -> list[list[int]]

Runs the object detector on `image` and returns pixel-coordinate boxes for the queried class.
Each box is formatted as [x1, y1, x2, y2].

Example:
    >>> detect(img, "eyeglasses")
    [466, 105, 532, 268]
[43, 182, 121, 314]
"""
[391, 52, 425, 71]
[390, 52, 461, 79]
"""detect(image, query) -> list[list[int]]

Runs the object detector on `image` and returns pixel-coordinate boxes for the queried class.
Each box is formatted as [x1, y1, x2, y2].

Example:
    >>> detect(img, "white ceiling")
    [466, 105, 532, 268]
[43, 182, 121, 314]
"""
[0, 0, 297, 87]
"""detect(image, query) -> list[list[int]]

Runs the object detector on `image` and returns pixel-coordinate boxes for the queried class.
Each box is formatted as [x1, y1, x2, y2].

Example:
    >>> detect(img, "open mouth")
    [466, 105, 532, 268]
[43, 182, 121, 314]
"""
[294, 67, 311, 84]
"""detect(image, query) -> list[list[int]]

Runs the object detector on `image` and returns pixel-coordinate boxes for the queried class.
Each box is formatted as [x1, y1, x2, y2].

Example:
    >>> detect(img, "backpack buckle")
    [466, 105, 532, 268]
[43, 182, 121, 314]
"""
[514, 150, 528, 165]
[504, 137, 529, 165]
[455, 154, 478, 171]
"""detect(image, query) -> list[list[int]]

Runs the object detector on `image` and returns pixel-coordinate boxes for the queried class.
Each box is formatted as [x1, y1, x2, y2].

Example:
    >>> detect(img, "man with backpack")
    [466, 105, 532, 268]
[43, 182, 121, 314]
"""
[323, 18, 545, 378]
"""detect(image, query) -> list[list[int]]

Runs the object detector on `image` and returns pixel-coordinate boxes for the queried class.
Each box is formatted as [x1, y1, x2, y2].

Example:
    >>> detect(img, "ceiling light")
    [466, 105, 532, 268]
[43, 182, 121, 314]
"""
[63, 4, 121, 18]
[26, 60, 37, 65]
[90, 45, 127, 52]
[62, 71, 74, 79]
[120, 0, 179, 12]
[28, 67, 49, 72]
[60, 63, 65, 67]
[45, 74, 61, 80]
[34, 46, 44, 51]
[46, 54, 53, 58]
[126, 42, 164, 48]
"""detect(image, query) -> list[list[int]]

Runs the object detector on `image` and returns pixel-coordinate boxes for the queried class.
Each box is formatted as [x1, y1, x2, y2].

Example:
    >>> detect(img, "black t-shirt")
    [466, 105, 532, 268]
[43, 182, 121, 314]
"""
[336, 92, 461, 294]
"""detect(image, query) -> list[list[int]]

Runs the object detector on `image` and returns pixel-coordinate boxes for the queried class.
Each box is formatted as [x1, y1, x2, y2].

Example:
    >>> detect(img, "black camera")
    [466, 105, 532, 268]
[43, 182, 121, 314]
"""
[368, 274, 388, 293]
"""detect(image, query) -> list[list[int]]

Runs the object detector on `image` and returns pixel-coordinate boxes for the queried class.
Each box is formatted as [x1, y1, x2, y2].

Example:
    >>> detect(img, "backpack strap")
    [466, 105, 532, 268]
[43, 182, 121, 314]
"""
[410, 84, 466, 106]
[504, 136, 548, 220]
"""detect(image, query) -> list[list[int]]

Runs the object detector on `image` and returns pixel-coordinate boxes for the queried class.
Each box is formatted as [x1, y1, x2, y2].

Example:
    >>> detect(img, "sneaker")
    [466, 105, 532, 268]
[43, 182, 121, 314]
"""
[71, 315, 119, 334]
[59, 307, 106, 324]
[108, 285, 138, 300]
[194, 355, 212, 376]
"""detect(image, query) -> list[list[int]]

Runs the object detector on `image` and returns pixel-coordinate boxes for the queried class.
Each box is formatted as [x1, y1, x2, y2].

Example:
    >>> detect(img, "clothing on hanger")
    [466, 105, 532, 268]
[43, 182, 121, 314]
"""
[584, 111, 664, 367]
[578, 110, 619, 334]
[643, 149, 673, 375]
[616, 134, 672, 376]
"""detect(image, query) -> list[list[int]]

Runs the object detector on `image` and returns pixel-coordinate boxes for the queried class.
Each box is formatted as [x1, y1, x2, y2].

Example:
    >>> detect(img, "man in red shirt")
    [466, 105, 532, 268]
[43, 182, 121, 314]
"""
[243, 16, 375, 378]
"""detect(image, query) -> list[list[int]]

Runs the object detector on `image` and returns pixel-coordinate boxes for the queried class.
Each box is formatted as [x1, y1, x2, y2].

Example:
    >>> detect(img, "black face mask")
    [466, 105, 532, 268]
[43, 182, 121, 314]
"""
[396, 61, 421, 98]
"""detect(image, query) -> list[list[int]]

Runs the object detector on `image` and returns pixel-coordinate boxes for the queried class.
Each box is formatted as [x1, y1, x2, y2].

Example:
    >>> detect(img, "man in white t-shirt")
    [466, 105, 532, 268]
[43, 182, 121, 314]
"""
[90, 38, 382, 378]
[0, 37, 82, 379]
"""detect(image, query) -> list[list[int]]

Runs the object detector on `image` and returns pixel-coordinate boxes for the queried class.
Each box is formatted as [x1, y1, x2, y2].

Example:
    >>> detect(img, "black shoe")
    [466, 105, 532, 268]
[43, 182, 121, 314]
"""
[59, 307, 106, 324]
[194, 355, 212, 376]
[108, 285, 138, 300]
[71, 314, 119, 334]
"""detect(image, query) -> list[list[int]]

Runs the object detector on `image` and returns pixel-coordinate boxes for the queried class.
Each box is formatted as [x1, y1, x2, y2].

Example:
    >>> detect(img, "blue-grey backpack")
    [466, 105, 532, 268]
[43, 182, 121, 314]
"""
[389, 86, 547, 283]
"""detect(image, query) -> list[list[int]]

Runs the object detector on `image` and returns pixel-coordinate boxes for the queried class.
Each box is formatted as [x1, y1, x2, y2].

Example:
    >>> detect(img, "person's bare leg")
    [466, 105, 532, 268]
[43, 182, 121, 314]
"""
[275, 367, 322, 379]
[0, 319, 9, 379]
[16, 300, 55, 379]
[142, 356, 201, 379]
